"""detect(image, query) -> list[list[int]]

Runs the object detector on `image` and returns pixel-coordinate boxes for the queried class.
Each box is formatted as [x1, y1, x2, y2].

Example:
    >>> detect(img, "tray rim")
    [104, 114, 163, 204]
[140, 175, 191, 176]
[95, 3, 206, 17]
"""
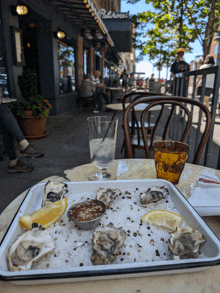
[1, 179, 220, 282]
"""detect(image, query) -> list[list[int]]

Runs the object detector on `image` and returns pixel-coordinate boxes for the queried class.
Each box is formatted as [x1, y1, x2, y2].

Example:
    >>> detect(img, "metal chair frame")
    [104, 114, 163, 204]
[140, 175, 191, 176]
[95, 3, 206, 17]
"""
[123, 96, 212, 164]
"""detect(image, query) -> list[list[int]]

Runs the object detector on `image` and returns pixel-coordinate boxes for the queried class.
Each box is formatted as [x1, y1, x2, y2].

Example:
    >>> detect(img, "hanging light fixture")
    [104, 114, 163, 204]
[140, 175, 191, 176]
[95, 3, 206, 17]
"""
[56, 31, 66, 39]
[11, 5, 29, 16]
[16, 5, 28, 15]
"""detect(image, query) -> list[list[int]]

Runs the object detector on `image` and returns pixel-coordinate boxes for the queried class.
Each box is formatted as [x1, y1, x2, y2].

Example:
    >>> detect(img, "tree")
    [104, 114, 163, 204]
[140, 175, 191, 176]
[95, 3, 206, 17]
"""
[128, 0, 220, 63]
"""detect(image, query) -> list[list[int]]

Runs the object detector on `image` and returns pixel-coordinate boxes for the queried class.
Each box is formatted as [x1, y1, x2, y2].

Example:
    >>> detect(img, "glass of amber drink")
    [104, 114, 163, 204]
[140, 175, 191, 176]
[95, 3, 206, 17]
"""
[153, 141, 190, 185]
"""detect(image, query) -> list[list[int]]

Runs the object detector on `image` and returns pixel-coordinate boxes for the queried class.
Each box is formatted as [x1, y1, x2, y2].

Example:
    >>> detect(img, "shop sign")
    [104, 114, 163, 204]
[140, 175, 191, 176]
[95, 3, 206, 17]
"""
[98, 9, 130, 19]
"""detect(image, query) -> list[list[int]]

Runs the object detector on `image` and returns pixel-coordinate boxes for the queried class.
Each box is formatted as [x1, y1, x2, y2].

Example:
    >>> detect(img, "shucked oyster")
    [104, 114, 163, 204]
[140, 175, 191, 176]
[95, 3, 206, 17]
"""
[140, 186, 169, 207]
[42, 180, 68, 207]
[95, 188, 122, 208]
[7, 223, 55, 271]
[168, 226, 206, 260]
[91, 222, 126, 265]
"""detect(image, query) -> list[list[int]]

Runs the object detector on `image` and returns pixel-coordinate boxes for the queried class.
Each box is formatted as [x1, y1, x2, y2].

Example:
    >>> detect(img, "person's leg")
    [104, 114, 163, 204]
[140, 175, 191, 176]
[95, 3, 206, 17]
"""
[0, 104, 25, 144]
[92, 93, 100, 113]
[102, 93, 109, 105]
[204, 95, 210, 109]
[2, 126, 17, 161]
[2, 125, 34, 173]
[96, 93, 103, 110]
[0, 104, 44, 157]
[202, 95, 210, 120]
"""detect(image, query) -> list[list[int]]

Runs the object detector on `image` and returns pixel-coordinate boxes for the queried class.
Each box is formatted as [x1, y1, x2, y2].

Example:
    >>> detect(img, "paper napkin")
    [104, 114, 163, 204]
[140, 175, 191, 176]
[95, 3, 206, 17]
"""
[188, 174, 220, 216]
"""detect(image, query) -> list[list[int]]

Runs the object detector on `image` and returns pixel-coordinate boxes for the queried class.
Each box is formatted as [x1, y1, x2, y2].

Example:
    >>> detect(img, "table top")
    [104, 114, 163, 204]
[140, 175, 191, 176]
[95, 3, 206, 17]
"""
[1, 159, 220, 292]
[105, 87, 125, 91]
[1, 98, 17, 104]
[106, 103, 162, 111]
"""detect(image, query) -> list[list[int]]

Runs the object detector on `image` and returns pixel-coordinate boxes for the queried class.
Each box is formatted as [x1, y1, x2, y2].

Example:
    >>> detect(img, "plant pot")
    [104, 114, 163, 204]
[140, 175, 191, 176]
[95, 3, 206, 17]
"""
[20, 111, 48, 139]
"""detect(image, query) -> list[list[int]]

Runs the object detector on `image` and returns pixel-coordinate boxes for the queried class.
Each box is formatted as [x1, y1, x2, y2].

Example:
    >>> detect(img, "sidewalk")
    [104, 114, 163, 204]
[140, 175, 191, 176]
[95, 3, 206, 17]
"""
[0, 109, 128, 214]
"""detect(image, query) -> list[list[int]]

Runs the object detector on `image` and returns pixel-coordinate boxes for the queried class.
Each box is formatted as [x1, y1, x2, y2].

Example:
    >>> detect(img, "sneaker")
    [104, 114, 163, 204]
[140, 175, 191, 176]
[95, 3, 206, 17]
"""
[8, 159, 34, 173]
[92, 109, 99, 114]
[20, 144, 44, 158]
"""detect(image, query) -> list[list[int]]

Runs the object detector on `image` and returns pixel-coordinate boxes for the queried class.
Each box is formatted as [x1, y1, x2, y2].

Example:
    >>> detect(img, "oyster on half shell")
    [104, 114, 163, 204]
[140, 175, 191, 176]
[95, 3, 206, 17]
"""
[91, 222, 126, 265]
[168, 226, 206, 260]
[7, 223, 55, 271]
[140, 186, 169, 207]
[95, 188, 122, 208]
[42, 180, 68, 207]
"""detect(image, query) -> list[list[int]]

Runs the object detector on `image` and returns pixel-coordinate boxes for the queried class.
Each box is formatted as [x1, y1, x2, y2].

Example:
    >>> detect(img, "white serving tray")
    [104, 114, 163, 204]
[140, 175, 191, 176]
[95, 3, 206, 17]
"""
[0, 179, 220, 285]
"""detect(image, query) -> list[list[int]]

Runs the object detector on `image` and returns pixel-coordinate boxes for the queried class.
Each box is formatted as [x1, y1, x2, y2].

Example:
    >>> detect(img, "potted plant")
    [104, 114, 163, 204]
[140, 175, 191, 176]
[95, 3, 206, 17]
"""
[10, 68, 53, 138]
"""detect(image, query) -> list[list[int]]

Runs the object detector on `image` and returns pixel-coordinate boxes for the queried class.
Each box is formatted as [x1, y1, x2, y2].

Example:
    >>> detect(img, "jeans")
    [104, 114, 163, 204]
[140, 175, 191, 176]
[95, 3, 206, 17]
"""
[95, 93, 109, 109]
[0, 104, 25, 160]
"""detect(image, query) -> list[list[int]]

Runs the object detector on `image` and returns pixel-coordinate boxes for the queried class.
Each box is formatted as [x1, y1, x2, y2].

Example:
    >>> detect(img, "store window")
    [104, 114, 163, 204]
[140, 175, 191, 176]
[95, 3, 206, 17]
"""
[214, 45, 219, 55]
[0, 19, 9, 98]
[58, 41, 75, 93]
[84, 49, 88, 76]
[104, 66, 109, 78]
[95, 48, 102, 73]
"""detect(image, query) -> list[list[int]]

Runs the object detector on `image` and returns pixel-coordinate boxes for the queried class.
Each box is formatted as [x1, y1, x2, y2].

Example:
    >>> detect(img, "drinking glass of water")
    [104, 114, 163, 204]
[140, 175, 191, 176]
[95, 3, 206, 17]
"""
[87, 116, 118, 180]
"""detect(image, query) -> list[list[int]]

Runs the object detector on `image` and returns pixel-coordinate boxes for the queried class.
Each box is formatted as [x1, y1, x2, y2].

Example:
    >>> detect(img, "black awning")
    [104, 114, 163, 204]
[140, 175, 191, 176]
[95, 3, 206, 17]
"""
[103, 19, 132, 52]
[51, 0, 114, 47]
[105, 47, 122, 66]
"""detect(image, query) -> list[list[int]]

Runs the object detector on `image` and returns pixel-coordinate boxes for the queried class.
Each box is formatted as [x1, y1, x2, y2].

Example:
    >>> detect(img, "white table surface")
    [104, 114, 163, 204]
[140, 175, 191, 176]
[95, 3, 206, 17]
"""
[106, 102, 161, 111]
[1, 98, 17, 104]
[105, 87, 125, 91]
[1, 159, 220, 292]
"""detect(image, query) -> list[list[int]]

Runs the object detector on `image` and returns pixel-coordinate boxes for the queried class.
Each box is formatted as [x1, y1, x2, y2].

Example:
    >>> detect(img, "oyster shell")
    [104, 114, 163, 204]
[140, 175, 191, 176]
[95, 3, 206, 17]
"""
[42, 180, 68, 207]
[7, 223, 55, 271]
[140, 186, 169, 207]
[95, 188, 121, 208]
[91, 222, 126, 265]
[168, 226, 206, 260]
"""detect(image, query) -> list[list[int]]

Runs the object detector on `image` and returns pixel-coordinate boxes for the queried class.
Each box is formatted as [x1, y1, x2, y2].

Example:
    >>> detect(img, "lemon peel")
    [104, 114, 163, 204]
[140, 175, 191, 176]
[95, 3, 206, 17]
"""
[141, 209, 183, 231]
[19, 198, 68, 229]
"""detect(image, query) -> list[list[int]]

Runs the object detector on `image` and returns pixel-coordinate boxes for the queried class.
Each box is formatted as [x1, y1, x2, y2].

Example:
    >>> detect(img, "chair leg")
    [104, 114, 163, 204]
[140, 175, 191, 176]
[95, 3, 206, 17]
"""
[121, 140, 125, 153]
[132, 146, 135, 158]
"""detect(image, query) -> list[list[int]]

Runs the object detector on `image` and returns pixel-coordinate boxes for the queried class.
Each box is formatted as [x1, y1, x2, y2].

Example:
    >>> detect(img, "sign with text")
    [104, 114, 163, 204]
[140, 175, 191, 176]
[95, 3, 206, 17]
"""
[98, 9, 130, 19]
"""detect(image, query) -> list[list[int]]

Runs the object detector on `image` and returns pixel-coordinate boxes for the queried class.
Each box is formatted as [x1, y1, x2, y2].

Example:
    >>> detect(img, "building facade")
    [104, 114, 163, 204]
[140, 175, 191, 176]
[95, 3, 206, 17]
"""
[0, 0, 133, 115]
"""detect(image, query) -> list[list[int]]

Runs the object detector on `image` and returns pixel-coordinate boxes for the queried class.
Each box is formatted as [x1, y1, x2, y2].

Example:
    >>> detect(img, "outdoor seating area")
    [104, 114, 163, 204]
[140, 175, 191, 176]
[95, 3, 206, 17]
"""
[1, 90, 220, 291]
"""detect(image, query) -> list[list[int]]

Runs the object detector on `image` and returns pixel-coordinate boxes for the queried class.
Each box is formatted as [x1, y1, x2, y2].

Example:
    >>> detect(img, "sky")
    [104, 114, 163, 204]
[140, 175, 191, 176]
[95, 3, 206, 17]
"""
[120, 0, 203, 79]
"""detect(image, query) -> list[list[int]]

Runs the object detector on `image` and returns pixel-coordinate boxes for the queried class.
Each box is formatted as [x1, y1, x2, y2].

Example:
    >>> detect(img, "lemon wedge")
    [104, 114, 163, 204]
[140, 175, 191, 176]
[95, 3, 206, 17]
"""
[141, 210, 183, 231]
[19, 198, 68, 229]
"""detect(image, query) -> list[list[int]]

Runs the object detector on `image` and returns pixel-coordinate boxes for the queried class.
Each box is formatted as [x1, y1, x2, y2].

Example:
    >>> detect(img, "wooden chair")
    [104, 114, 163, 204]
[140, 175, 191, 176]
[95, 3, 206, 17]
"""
[121, 90, 167, 152]
[120, 91, 167, 153]
[122, 91, 166, 130]
[123, 96, 212, 164]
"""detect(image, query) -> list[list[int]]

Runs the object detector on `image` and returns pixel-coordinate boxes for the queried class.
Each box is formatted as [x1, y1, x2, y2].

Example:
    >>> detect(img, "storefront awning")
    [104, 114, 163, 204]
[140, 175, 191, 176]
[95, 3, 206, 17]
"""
[96, 9, 133, 52]
[103, 19, 132, 52]
[52, 0, 114, 47]
[105, 48, 122, 66]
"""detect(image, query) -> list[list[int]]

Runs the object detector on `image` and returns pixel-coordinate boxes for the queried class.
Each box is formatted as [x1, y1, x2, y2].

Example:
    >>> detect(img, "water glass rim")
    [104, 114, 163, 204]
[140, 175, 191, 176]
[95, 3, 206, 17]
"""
[87, 116, 118, 123]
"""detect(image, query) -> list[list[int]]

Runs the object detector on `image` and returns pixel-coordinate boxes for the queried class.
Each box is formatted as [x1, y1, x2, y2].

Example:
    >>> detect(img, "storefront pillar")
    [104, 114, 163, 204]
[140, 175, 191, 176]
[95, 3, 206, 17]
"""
[37, 21, 58, 103]
[90, 46, 95, 75]
[77, 32, 84, 85]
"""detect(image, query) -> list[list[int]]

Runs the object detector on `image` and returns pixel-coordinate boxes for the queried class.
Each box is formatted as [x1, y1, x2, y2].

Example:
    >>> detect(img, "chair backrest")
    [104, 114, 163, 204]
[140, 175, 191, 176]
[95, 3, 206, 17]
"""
[122, 91, 166, 111]
[123, 95, 212, 164]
